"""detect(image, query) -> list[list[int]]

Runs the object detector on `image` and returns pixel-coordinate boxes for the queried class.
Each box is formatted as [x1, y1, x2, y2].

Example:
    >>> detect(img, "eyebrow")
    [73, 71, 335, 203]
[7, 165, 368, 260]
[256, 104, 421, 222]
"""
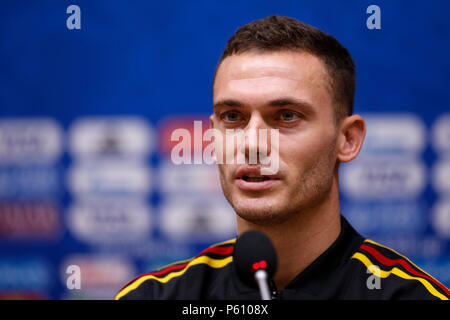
[213, 99, 243, 110]
[213, 97, 315, 112]
[268, 97, 314, 110]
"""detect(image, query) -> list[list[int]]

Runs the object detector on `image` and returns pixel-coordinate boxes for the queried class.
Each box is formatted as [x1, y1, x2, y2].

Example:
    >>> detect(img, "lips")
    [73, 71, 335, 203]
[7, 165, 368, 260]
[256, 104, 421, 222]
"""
[241, 174, 271, 182]
[234, 166, 280, 191]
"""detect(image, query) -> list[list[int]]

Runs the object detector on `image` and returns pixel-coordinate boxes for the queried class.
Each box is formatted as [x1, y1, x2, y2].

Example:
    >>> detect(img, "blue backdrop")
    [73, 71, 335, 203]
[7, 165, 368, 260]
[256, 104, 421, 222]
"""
[0, 0, 449, 299]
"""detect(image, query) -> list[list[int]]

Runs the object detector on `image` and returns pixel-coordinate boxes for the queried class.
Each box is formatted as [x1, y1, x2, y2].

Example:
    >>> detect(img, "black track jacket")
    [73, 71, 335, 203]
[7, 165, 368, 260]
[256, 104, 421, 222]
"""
[115, 216, 450, 300]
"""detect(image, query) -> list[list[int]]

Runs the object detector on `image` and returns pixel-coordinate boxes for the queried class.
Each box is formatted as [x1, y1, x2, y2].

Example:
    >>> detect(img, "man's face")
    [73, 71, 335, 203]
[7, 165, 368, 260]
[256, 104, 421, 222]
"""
[211, 50, 340, 225]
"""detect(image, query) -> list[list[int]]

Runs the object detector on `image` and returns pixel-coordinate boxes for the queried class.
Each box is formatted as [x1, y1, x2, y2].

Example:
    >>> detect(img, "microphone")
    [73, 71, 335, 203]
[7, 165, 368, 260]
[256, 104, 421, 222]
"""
[234, 230, 278, 300]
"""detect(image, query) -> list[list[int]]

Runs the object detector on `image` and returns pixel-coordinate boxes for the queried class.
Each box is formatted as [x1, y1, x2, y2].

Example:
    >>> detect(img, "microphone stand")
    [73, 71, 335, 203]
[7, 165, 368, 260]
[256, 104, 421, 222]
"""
[254, 269, 272, 300]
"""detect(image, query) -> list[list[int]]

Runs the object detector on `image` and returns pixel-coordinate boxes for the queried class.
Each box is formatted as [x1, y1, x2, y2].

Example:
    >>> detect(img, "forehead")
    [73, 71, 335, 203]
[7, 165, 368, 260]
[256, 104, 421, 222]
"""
[213, 50, 332, 106]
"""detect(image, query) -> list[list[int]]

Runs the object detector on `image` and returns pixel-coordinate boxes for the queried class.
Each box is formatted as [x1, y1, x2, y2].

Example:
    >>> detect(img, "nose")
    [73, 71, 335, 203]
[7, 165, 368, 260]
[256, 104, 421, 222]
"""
[240, 113, 272, 165]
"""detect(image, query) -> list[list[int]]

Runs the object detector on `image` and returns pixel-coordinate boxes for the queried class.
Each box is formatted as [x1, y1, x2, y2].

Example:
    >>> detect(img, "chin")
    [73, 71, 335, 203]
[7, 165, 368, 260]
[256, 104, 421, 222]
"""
[232, 196, 294, 226]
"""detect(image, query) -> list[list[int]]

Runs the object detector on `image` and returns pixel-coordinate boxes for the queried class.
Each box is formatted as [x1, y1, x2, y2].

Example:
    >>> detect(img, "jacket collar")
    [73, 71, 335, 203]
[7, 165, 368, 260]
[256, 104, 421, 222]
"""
[229, 215, 364, 299]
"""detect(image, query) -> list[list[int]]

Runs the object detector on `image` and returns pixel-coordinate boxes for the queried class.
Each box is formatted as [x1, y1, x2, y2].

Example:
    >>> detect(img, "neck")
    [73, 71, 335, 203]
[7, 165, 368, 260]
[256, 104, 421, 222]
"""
[236, 178, 341, 290]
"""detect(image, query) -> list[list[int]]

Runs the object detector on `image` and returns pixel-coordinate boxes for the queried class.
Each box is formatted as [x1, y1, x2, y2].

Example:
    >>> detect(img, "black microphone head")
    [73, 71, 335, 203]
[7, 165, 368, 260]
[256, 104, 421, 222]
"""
[234, 230, 278, 287]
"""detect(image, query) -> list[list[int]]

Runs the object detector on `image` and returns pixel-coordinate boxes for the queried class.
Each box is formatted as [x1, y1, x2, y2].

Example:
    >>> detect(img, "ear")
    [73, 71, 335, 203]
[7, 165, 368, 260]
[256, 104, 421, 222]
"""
[209, 114, 215, 128]
[337, 114, 366, 163]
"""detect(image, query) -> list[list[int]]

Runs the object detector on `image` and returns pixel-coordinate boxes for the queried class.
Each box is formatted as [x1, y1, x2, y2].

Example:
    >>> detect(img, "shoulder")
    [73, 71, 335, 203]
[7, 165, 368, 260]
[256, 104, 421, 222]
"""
[114, 238, 236, 300]
[349, 239, 450, 300]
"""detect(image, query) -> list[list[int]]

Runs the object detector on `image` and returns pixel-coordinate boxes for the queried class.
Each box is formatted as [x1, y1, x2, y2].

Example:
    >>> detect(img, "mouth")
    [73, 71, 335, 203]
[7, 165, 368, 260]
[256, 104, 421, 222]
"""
[235, 167, 280, 191]
[241, 174, 271, 183]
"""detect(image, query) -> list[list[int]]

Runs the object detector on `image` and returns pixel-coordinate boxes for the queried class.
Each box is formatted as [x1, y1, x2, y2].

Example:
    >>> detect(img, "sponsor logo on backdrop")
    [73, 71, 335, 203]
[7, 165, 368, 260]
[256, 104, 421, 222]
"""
[158, 116, 280, 174]
[361, 113, 426, 155]
[366, 236, 444, 258]
[431, 199, 450, 239]
[0, 118, 63, 164]
[158, 160, 222, 194]
[412, 258, 450, 286]
[0, 292, 47, 300]
[340, 157, 427, 199]
[0, 165, 61, 198]
[61, 255, 135, 289]
[431, 160, 450, 194]
[69, 116, 153, 158]
[431, 113, 450, 155]
[0, 202, 61, 239]
[61, 255, 135, 299]
[341, 200, 427, 236]
[158, 115, 211, 157]
[159, 197, 236, 241]
[67, 199, 152, 244]
[67, 160, 151, 196]
[0, 257, 51, 291]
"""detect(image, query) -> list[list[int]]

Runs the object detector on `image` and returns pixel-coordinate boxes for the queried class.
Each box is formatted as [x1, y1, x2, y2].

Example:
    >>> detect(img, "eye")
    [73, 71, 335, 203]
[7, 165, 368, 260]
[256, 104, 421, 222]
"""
[221, 110, 244, 122]
[278, 110, 301, 122]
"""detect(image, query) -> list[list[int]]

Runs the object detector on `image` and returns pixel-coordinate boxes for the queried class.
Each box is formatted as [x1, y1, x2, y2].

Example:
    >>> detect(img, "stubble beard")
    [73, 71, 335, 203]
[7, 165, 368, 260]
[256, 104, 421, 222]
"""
[219, 139, 338, 227]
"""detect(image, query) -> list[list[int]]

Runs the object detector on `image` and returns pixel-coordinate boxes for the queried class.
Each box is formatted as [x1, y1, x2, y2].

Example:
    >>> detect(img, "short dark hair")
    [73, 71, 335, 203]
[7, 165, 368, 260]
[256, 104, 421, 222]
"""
[214, 15, 356, 121]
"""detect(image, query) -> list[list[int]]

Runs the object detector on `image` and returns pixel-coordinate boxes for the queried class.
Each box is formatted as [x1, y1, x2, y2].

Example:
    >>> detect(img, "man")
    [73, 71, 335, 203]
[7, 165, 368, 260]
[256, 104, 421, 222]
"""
[115, 15, 449, 300]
